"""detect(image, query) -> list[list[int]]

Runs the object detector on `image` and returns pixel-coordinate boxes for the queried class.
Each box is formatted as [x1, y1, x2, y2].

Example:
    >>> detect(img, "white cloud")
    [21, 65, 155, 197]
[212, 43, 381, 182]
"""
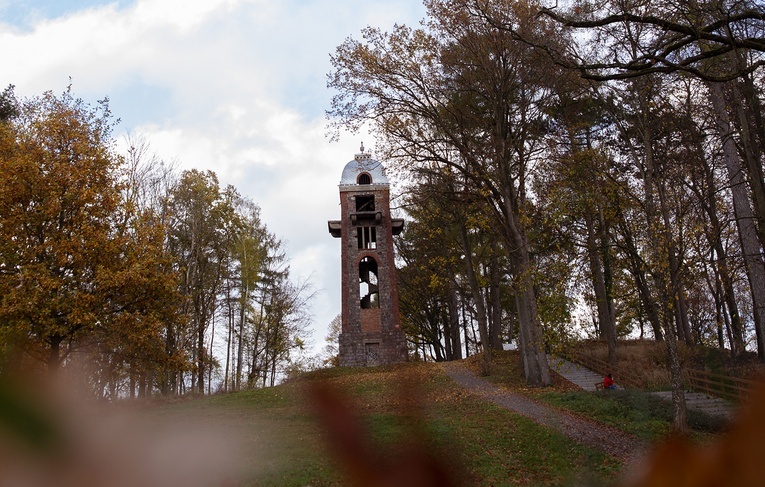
[132, 0, 243, 32]
[1, 0, 426, 354]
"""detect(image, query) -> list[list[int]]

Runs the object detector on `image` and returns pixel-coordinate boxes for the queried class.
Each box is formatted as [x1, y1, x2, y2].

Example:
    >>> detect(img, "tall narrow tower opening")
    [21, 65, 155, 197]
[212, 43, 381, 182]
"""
[327, 146, 407, 366]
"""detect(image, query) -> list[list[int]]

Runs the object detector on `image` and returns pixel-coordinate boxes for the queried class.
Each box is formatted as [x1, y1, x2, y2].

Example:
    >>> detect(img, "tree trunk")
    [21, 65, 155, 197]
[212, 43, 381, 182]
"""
[497, 184, 550, 386]
[693, 153, 746, 354]
[461, 296, 471, 358]
[459, 224, 491, 372]
[585, 209, 617, 365]
[48, 336, 62, 376]
[639, 97, 688, 431]
[618, 214, 664, 340]
[208, 310, 215, 395]
[129, 363, 136, 399]
[665, 313, 689, 434]
[197, 319, 205, 394]
[144, 370, 153, 398]
[598, 205, 618, 350]
[447, 280, 463, 360]
[514, 271, 551, 386]
[488, 246, 503, 351]
[431, 316, 445, 361]
[707, 80, 765, 360]
[164, 322, 176, 395]
[440, 314, 449, 361]
[224, 288, 233, 393]
[236, 304, 246, 390]
[730, 78, 765, 251]
[655, 160, 694, 347]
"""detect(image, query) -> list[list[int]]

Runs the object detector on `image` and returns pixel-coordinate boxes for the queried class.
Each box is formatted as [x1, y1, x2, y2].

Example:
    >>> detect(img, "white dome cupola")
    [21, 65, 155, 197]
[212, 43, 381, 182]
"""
[339, 143, 390, 186]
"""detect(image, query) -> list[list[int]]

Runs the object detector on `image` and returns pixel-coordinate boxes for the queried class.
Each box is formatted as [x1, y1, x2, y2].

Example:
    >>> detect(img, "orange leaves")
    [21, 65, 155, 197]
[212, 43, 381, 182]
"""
[0, 88, 178, 377]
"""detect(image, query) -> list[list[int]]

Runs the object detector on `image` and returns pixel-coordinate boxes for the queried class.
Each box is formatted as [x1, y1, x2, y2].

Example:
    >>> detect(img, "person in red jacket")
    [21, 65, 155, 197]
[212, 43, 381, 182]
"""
[603, 373, 616, 390]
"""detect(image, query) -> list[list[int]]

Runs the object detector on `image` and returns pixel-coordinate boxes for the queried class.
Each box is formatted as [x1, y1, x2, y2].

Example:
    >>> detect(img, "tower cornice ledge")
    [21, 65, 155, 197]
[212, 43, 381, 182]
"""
[391, 218, 405, 236]
[328, 220, 342, 238]
[339, 183, 390, 191]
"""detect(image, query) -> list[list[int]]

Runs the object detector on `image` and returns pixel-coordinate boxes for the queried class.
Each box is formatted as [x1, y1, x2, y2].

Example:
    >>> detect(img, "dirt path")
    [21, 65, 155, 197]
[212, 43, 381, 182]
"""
[442, 362, 647, 462]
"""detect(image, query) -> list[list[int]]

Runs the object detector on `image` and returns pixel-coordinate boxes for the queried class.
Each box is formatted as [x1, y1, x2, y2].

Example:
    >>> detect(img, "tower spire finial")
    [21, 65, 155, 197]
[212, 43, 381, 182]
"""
[360, 141, 365, 153]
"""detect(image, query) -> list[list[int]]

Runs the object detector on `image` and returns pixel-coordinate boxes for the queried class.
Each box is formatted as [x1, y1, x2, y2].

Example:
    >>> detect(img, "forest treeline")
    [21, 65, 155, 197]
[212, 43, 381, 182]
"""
[3, 1, 765, 427]
[0, 86, 313, 398]
[327, 0, 765, 430]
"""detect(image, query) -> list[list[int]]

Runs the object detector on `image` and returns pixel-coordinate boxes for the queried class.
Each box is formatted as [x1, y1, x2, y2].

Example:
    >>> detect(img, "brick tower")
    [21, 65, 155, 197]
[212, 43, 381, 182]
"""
[328, 145, 407, 366]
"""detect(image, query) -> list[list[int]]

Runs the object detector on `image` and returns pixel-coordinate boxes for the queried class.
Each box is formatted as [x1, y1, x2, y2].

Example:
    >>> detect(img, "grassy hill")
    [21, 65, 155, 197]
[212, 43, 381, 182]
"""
[158, 359, 616, 486]
[148, 347, 735, 486]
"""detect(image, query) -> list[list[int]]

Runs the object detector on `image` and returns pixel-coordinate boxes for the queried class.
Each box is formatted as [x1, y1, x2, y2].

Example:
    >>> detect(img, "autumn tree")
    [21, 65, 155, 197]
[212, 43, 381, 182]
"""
[535, 0, 765, 363]
[534, 84, 624, 363]
[537, 0, 765, 82]
[396, 179, 479, 362]
[0, 85, 18, 122]
[224, 196, 291, 391]
[328, 0, 573, 385]
[165, 170, 230, 393]
[321, 314, 342, 366]
[157, 167, 310, 393]
[219, 195, 265, 391]
[0, 88, 180, 387]
[0, 85, 306, 396]
[260, 275, 313, 387]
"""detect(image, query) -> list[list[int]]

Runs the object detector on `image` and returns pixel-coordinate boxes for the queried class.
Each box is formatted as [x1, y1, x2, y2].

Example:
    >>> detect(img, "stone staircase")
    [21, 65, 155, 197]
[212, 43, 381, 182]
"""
[550, 357, 608, 392]
[651, 390, 736, 418]
[550, 357, 736, 418]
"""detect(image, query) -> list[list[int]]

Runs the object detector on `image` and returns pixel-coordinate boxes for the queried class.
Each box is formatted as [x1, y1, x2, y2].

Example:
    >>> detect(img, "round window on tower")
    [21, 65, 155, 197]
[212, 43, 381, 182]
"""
[357, 173, 372, 185]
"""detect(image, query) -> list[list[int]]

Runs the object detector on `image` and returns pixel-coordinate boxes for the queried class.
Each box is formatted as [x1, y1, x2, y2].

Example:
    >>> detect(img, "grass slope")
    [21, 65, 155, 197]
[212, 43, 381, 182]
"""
[477, 351, 729, 443]
[158, 358, 624, 486]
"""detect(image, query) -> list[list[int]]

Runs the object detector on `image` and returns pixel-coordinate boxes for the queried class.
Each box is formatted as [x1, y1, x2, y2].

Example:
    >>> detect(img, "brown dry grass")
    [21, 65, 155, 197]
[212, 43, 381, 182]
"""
[575, 339, 765, 389]
[464, 350, 582, 395]
[579, 339, 671, 388]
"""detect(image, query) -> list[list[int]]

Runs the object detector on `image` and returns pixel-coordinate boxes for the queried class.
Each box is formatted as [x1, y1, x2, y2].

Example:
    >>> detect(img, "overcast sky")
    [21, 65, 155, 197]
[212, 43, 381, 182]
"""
[1, 0, 426, 355]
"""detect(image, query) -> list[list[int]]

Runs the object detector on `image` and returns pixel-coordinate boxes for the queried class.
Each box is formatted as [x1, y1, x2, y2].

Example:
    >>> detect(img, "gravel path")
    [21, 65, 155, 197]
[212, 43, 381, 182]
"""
[442, 362, 647, 462]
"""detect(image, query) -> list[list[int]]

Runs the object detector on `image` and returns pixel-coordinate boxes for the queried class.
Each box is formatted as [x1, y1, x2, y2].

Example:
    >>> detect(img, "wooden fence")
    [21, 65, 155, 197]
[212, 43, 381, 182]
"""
[568, 351, 758, 402]
[684, 368, 759, 403]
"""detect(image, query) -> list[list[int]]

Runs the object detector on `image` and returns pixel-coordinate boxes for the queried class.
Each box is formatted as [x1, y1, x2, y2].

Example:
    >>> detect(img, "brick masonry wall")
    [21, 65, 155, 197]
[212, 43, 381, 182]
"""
[336, 185, 407, 366]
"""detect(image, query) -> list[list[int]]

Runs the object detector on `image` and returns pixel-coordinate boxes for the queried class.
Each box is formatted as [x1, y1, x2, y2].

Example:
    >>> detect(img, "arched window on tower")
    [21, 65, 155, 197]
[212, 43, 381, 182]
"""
[357, 173, 372, 185]
[359, 257, 379, 309]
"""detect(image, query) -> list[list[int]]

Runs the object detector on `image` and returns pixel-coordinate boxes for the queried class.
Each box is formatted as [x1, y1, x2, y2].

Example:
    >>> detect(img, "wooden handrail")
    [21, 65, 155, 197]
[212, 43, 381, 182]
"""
[565, 345, 764, 403]
[565, 346, 764, 400]
[684, 368, 758, 402]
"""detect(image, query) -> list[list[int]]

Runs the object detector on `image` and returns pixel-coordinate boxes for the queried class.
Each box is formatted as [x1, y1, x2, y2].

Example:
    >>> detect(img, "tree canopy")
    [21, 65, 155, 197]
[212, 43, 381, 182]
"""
[329, 0, 765, 432]
[0, 87, 312, 398]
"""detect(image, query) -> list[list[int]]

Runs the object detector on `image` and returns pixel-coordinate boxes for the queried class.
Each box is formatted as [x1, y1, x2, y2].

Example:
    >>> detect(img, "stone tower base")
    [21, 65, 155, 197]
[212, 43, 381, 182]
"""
[339, 329, 407, 367]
